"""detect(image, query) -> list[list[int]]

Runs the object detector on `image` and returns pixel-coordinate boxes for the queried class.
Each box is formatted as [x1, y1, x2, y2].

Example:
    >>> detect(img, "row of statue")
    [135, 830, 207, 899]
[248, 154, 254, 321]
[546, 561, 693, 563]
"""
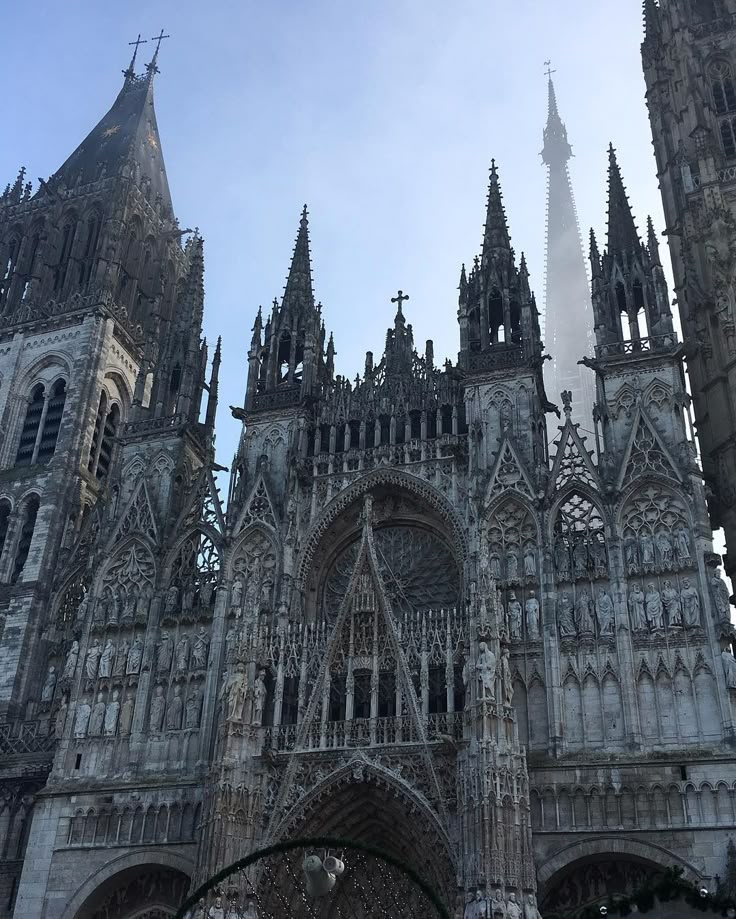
[626, 580, 701, 631]
[191, 896, 258, 919]
[556, 589, 615, 638]
[506, 591, 540, 641]
[229, 565, 275, 618]
[488, 545, 538, 584]
[472, 642, 514, 706]
[554, 535, 608, 583]
[88, 589, 152, 630]
[163, 581, 218, 618]
[463, 890, 542, 919]
[623, 527, 693, 576]
[155, 628, 210, 676]
[219, 664, 268, 726]
[71, 685, 203, 739]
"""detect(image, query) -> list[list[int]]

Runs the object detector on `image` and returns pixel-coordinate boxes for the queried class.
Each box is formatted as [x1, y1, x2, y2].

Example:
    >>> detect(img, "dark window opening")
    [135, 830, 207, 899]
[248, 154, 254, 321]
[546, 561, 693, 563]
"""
[349, 420, 360, 450]
[721, 117, 736, 157]
[410, 410, 422, 440]
[454, 666, 466, 713]
[365, 419, 376, 449]
[441, 404, 453, 436]
[489, 288, 504, 344]
[0, 237, 20, 308]
[11, 495, 40, 584]
[378, 671, 396, 718]
[428, 666, 447, 714]
[379, 415, 390, 445]
[353, 671, 372, 720]
[457, 403, 468, 436]
[36, 379, 66, 464]
[427, 410, 437, 440]
[329, 674, 347, 722]
[615, 282, 628, 315]
[0, 500, 11, 562]
[510, 299, 522, 344]
[468, 304, 481, 352]
[96, 404, 119, 480]
[88, 392, 107, 472]
[277, 334, 291, 383]
[281, 676, 299, 726]
[53, 219, 77, 293]
[15, 384, 45, 466]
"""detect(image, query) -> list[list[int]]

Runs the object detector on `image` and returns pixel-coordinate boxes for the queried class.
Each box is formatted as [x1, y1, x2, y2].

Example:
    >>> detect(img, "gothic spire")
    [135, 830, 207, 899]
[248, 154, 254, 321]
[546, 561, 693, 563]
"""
[606, 144, 641, 256]
[482, 160, 511, 258]
[282, 205, 315, 312]
[46, 46, 173, 216]
[541, 74, 573, 167]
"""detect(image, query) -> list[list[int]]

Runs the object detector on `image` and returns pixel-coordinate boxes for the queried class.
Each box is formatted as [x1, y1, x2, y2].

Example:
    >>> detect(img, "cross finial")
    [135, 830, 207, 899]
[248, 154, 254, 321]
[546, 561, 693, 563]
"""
[146, 29, 170, 76]
[544, 59, 556, 80]
[391, 289, 410, 311]
[124, 34, 148, 78]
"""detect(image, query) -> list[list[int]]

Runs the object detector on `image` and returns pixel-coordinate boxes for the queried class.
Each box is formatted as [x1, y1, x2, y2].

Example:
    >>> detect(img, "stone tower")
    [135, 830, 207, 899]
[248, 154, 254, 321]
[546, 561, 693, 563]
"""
[642, 0, 736, 581]
[541, 73, 596, 436]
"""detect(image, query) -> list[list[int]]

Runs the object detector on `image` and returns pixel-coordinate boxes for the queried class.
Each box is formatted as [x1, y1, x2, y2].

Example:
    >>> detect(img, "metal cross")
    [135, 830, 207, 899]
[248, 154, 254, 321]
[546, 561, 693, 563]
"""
[129, 34, 148, 56]
[391, 290, 410, 309]
[150, 29, 171, 57]
[544, 59, 556, 79]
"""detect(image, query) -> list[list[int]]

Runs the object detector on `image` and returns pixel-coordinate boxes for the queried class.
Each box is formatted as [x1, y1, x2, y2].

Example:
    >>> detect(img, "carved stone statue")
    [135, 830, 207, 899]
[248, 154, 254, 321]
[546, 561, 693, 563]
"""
[662, 580, 683, 628]
[192, 627, 210, 670]
[525, 591, 540, 639]
[711, 569, 732, 621]
[164, 584, 180, 616]
[156, 631, 173, 676]
[119, 693, 135, 736]
[149, 684, 166, 733]
[523, 894, 542, 919]
[624, 538, 640, 575]
[640, 532, 655, 571]
[595, 589, 615, 636]
[185, 689, 202, 729]
[135, 588, 151, 624]
[555, 539, 571, 581]
[98, 639, 115, 679]
[508, 593, 523, 639]
[523, 544, 536, 578]
[220, 662, 249, 721]
[572, 540, 588, 579]
[465, 891, 487, 919]
[506, 550, 519, 583]
[645, 583, 664, 631]
[166, 685, 183, 731]
[209, 898, 225, 919]
[628, 583, 647, 631]
[243, 901, 258, 919]
[589, 538, 607, 578]
[500, 648, 513, 706]
[41, 665, 57, 703]
[88, 692, 106, 736]
[73, 698, 92, 739]
[675, 527, 692, 565]
[107, 594, 120, 627]
[506, 894, 522, 919]
[574, 590, 595, 635]
[253, 669, 267, 725]
[557, 593, 576, 638]
[476, 641, 497, 701]
[490, 890, 506, 918]
[73, 595, 89, 628]
[104, 689, 120, 736]
[657, 531, 674, 570]
[121, 595, 135, 626]
[681, 578, 701, 628]
[113, 640, 129, 678]
[230, 577, 244, 610]
[490, 552, 502, 580]
[85, 639, 102, 680]
[126, 637, 143, 675]
[62, 640, 79, 681]
[200, 579, 215, 609]
[225, 625, 238, 664]
[723, 649, 736, 691]
[175, 634, 190, 673]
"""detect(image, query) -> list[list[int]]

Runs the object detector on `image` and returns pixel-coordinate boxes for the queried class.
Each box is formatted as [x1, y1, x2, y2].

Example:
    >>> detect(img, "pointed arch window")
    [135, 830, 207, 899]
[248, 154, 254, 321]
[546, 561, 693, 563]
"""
[553, 493, 607, 583]
[79, 211, 101, 289]
[720, 117, 736, 158]
[87, 393, 119, 479]
[489, 287, 504, 344]
[53, 216, 78, 293]
[710, 60, 736, 115]
[0, 236, 21, 310]
[0, 499, 10, 565]
[11, 495, 40, 584]
[15, 380, 67, 467]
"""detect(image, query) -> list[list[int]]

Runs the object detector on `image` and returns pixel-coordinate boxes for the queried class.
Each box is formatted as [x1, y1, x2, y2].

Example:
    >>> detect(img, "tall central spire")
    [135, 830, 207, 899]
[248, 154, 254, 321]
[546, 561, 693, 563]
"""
[541, 72, 595, 439]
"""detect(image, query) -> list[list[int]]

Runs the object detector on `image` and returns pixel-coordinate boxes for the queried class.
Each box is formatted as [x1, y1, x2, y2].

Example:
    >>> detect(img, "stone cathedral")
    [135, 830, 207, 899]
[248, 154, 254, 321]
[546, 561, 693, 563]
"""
[1, 18, 736, 919]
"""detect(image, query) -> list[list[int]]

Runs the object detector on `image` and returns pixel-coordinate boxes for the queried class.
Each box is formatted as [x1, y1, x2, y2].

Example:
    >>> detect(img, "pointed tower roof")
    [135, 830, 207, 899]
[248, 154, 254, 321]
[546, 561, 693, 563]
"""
[541, 75, 573, 167]
[46, 49, 172, 215]
[282, 205, 315, 310]
[606, 144, 641, 255]
[482, 160, 512, 257]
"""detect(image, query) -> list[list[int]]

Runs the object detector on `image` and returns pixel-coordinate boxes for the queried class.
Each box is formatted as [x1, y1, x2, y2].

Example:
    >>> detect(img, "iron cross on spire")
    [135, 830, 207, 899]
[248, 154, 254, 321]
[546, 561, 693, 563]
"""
[544, 59, 556, 79]
[147, 29, 170, 74]
[391, 290, 410, 310]
[124, 33, 148, 78]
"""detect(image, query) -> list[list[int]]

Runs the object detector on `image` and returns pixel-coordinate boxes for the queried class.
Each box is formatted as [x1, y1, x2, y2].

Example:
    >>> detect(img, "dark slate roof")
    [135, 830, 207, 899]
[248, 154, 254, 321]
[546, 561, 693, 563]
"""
[47, 72, 172, 215]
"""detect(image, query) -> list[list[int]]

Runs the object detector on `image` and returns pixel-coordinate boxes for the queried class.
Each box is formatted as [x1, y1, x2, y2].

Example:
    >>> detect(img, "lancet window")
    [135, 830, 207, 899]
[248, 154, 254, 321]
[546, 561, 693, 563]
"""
[0, 499, 10, 564]
[11, 495, 40, 584]
[15, 379, 67, 467]
[553, 493, 607, 583]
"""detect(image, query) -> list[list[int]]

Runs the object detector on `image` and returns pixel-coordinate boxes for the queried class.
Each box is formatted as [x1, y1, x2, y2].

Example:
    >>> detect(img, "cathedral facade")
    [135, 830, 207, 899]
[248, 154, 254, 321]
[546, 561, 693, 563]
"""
[0, 26, 735, 919]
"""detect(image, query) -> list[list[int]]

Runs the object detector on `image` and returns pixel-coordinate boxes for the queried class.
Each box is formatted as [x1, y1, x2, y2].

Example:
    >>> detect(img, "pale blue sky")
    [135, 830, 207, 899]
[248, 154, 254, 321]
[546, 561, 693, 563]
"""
[2, 0, 663, 468]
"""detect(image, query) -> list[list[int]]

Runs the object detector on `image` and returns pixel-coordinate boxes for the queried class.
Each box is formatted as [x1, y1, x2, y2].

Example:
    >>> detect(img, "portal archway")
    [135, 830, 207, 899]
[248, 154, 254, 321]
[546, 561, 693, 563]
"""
[68, 862, 191, 919]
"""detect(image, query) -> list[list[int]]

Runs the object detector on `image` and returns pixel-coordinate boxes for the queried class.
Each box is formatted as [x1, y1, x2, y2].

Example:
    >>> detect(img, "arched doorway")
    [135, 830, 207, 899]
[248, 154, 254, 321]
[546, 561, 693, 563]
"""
[540, 852, 701, 919]
[71, 865, 190, 919]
